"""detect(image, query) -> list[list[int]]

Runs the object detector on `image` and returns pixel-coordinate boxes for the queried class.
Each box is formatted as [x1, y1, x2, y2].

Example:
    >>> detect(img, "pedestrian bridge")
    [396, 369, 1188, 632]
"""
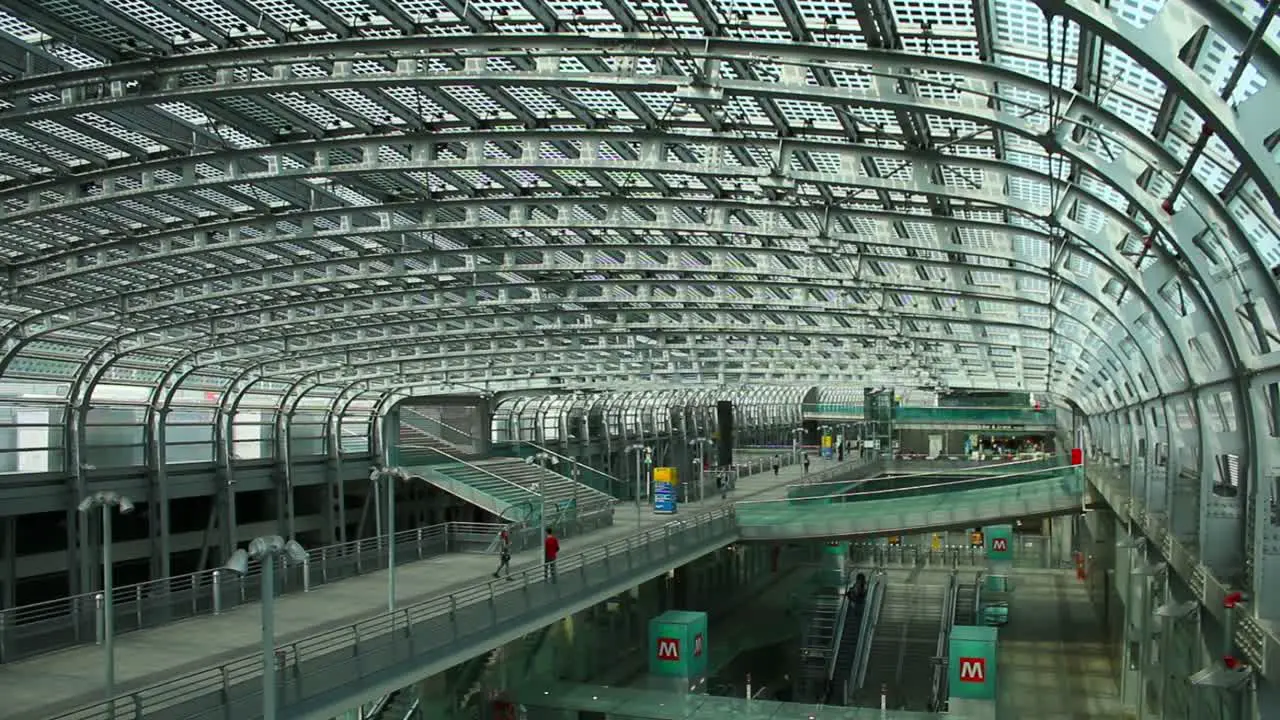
[801, 403, 1056, 431]
[38, 459, 1085, 720]
[737, 461, 1086, 540]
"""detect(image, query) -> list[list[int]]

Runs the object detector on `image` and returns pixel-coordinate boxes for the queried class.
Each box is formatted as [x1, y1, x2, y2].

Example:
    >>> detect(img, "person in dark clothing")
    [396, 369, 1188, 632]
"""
[772, 454, 780, 476]
[492, 529, 512, 580]
[543, 527, 560, 583]
[802, 453, 810, 474]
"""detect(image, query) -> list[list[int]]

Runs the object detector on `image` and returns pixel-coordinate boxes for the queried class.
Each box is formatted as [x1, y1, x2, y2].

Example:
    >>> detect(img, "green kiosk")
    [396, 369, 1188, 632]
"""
[980, 524, 1014, 626]
[647, 610, 709, 693]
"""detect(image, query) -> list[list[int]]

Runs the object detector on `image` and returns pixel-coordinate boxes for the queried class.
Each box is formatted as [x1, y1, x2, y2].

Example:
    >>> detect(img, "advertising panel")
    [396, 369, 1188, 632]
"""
[653, 466, 678, 514]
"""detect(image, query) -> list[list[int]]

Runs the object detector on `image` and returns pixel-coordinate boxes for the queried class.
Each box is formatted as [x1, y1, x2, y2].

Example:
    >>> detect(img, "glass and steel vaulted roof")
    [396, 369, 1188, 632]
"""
[0, 0, 1276, 414]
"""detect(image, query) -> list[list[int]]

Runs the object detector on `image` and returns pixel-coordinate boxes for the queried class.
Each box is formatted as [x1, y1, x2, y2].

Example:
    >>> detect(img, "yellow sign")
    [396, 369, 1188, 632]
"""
[822, 435, 832, 448]
[931, 534, 942, 551]
[888, 535, 900, 545]
[653, 466, 677, 484]
[970, 531, 984, 547]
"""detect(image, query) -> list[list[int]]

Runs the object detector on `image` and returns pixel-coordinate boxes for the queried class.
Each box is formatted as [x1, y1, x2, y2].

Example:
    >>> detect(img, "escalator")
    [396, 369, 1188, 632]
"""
[825, 572, 874, 704]
[852, 575, 949, 711]
[367, 689, 419, 720]
[953, 576, 977, 626]
[794, 591, 844, 702]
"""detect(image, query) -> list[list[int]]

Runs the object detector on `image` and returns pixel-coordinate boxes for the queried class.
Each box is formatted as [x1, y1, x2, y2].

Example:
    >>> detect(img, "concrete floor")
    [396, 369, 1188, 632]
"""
[997, 570, 1124, 720]
[0, 455, 848, 720]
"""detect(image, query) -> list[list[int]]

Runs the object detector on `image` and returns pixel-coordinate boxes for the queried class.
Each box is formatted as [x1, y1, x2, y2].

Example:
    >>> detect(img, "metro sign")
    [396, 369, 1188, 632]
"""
[656, 637, 680, 661]
[693, 632, 704, 657]
[958, 657, 987, 683]
[990, 537, 1008, 553]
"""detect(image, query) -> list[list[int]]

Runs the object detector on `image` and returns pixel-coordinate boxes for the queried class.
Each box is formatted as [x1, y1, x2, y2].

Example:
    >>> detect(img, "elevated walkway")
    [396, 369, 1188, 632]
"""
[5, 458, 843, 720]
[801, 404, 1055, 432]
[738, 462, 1085, 540]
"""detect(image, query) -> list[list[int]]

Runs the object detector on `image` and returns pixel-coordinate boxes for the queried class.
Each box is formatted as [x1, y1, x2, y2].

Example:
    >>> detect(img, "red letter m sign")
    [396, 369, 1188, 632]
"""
[958, 657, 986, 683]
[657, 637, 680, 661]
[991, 537, 1008, 552]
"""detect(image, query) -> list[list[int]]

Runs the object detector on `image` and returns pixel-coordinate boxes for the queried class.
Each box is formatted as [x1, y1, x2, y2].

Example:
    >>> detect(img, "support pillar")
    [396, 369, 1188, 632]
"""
[0, 516, 14, 609]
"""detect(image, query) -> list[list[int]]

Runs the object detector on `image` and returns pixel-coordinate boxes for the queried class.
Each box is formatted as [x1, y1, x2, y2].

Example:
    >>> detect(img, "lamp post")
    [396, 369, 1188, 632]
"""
[790, 427, 805, 463]
[625, 443, 650, 528]
[370, 465, 411, 613]
[523, 452, 557, 532]
[224, 535, 308, 720]
[688, 436, 711, 502]
[77, 491, 134, 717]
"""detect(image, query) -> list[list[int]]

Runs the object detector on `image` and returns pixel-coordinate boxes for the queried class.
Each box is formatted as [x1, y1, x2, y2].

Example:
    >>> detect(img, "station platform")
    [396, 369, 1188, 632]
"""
[1, 456, 856, 720]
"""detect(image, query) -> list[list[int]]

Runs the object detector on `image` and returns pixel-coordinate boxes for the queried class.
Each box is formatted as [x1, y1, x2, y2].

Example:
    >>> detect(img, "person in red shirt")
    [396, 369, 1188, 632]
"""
[543, 527, 560, 583]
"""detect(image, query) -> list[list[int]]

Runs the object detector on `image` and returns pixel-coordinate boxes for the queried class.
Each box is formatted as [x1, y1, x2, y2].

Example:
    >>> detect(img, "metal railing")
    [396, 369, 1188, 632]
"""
[741, 459, 1078, 509]
[849, 572, 884, 702]
[0, 521, 505, 665]
[399, 408, 475, 449]
[849, 539, 1055, 570]
[931, 571, 958, 710]
[49, 507, 738, 720]
[515, 441, 630, 494]
[403, 446, 535, 502]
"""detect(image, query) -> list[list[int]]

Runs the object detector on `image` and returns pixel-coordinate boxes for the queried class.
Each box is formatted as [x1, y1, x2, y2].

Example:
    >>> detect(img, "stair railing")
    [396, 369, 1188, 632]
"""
[518, 440, 628, 497]
[399, 697, 420, 720]
[419, 445, 538, 499]
[400, 408, 476, 448]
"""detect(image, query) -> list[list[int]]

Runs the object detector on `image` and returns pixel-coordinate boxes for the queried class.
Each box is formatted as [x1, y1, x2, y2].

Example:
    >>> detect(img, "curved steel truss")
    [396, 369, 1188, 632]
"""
[0, 0, 1278, 690]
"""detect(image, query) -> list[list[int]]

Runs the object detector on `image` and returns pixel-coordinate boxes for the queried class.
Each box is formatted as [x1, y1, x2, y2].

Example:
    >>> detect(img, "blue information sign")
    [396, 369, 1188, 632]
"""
[654, 480, 677, 514]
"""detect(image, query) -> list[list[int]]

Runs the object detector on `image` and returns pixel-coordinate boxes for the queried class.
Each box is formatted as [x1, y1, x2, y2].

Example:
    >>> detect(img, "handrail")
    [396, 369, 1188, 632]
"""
[51, 505, 739, 720]
[400, 407, 475, 443]
[408, 446, 538, 500]
[785, 454, 1064, 491]
[400, 697, 420, 720]
[0, 519, 504, 665]
[517, 440, 630, 493]
[851, 571, 884, 699]
[931, 571, 958, 710]
[793, 457, 882, 487]
[364, 693, 393, 718]
[740, 459, 1076, 506]
[973, 570, 985, 622]
[825, 585, 852, 687]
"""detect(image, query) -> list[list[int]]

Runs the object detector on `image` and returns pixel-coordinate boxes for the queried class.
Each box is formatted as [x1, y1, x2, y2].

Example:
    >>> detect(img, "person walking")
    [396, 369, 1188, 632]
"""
[543, 527, 560, 583]
[492, 528, 512, 580]
[771, 453, 780, 476]
[802, 452, 810, 475]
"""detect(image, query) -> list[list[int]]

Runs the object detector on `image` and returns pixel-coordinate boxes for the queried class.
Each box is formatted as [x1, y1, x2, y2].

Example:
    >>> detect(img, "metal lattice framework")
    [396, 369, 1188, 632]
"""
[0, 0, 1277, 695]
[0, 0, 1274, 410]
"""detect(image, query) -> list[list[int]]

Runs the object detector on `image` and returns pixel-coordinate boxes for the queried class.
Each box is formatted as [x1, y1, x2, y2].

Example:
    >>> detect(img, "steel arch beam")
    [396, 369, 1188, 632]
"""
[74, 302, 1121, 389]
[0, 212, 1193, 404]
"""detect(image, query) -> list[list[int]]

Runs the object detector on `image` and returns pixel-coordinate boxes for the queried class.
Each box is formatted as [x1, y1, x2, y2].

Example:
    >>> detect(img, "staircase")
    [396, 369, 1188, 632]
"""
[406, 457, 616, 524]
[475, 458, 617, 518]
[397, 408, 479, 463]
[854, 582, 947, 711]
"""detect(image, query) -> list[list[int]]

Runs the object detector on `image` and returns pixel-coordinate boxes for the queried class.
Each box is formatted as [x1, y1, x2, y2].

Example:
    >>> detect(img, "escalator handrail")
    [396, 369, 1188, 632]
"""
[825, 585, 853, 684]
[850, 571, 886, 698]
[973, 570, 985, 622]
[931, 571, 960, 709]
